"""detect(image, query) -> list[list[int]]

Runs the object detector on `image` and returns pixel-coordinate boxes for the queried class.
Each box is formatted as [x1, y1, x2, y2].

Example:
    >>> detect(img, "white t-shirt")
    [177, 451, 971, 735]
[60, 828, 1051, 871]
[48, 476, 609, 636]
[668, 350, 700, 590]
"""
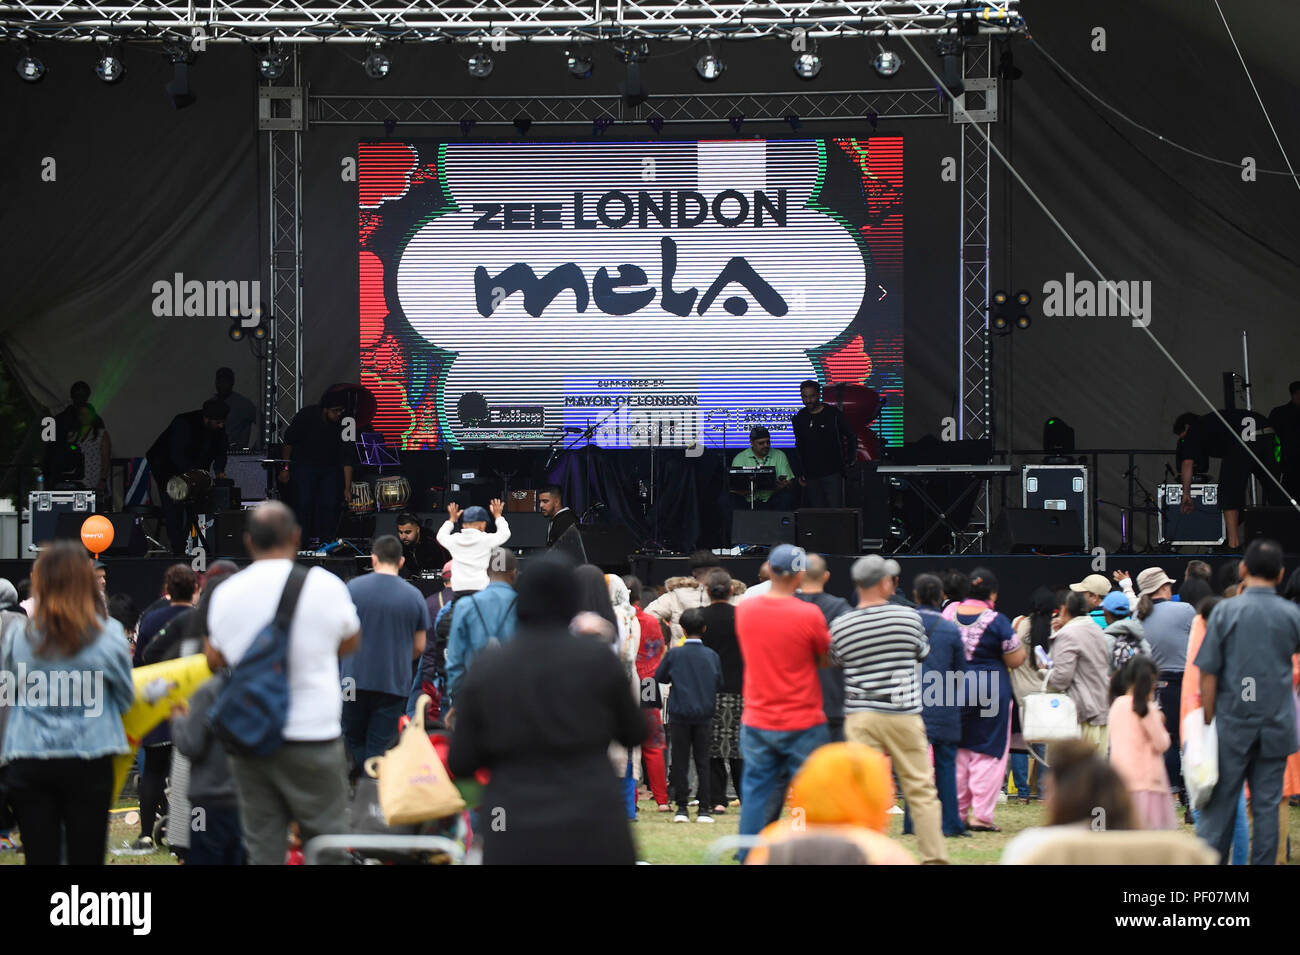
[436, 518, 511, 592]
[208, 559, 360, 741]
[739, 580, 773, 601]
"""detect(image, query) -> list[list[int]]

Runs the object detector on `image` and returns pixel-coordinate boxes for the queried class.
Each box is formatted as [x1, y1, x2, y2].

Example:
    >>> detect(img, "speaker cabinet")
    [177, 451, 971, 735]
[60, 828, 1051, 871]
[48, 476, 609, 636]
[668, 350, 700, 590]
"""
[989, 508, 1085, 554]
[732, 510, 796, 547]
[211, 510, 250, 560]
[579, 523, 638, 569]
[505, 512, 550, 549]
[795, 508, 861, 555]
[1242, 506, 1300, 553]
[53, 512, 147, 557]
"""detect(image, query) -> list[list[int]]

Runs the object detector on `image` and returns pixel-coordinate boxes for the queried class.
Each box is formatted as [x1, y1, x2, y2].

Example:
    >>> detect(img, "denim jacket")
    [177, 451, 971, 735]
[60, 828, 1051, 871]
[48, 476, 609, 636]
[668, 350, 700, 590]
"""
[1, 615, 136, 762]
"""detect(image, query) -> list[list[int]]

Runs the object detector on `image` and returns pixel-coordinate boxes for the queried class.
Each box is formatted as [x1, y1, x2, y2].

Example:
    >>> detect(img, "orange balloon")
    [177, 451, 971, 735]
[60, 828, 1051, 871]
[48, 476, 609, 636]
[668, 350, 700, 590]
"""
[80, 515, 114, 556]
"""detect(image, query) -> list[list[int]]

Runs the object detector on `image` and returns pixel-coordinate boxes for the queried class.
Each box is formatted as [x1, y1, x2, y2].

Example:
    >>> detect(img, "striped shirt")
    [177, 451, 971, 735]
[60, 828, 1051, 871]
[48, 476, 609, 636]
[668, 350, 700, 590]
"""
[829, 604, 929, 715]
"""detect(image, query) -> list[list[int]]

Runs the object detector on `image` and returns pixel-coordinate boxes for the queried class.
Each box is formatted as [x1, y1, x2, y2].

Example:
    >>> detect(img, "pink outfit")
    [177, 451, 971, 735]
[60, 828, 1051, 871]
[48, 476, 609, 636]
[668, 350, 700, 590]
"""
[956, 718, 1012, 827]
[1108, 693, 1174, 829]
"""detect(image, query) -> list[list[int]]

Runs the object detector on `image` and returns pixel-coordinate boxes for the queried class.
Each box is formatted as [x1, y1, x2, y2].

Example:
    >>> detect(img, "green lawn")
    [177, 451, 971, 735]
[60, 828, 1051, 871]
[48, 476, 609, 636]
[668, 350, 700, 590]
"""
[5, 795, 1299, 865]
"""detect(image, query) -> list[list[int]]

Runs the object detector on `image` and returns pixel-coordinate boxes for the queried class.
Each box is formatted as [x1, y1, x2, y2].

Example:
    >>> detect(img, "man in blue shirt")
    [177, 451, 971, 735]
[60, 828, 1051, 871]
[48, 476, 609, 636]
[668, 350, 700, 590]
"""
[444, 547, 519, 718]
[1195, 538, 1300, 865]
[341, 535, 431, 774]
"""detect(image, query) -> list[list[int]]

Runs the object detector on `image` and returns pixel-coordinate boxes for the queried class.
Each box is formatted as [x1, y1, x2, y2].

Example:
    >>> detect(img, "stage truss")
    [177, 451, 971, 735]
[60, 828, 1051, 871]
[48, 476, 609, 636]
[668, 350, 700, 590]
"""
[0, 1, 1021, 43]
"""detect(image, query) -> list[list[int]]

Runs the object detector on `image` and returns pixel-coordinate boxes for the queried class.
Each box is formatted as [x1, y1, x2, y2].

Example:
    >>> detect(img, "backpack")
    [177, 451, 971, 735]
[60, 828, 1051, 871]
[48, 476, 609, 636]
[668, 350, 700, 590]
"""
[1110, 629, 1143, 673]
[207, 565, 308, 757]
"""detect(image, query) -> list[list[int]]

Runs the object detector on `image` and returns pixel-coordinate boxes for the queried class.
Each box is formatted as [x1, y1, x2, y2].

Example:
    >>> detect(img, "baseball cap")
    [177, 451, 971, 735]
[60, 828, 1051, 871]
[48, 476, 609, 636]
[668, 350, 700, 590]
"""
[851, 554, 893, 589]
[768, 544, 808, 577]
[1136, 567, 1176, 597]
[1069, 573, 1110, 597]
[462, 506, 490, 524]
[1101, 591, 1131, 617]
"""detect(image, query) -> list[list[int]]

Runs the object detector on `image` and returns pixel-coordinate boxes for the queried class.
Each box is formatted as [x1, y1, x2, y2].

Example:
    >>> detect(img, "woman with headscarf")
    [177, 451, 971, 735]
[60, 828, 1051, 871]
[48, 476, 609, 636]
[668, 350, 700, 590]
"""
[746, 742, 916, 865]
[448, 553, 646, 864]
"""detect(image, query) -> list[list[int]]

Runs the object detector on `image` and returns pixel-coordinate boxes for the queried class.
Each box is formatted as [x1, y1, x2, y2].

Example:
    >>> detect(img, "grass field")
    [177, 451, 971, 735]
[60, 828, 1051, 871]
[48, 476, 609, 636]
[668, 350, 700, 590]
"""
[4, 793, 1299, 865]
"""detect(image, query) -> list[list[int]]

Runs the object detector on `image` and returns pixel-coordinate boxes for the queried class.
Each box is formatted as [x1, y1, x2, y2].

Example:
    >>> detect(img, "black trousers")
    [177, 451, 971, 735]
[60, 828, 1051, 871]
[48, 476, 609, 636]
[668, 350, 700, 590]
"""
[668, 721, 712, 812]
[140, 743, 172, 839]
[155, 476, 193, 555]
[5, 755, 114, 865]
[710, 757, 744, 807]
[1157, 672, 1184, 804]
[803, 474, 845, 507]
[187, 804, 247, 866]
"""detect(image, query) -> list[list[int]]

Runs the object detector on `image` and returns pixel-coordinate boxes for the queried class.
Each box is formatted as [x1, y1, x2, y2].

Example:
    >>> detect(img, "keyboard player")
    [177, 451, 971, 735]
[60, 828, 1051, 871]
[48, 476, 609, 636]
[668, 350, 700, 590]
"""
[730, 426, 796, 509]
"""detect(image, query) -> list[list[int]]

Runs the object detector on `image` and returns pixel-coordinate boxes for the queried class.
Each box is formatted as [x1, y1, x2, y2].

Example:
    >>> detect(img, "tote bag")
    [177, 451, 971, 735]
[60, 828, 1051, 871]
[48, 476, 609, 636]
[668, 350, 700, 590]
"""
[1021, 673, 1081, 744]
[363, 694, 465, 826]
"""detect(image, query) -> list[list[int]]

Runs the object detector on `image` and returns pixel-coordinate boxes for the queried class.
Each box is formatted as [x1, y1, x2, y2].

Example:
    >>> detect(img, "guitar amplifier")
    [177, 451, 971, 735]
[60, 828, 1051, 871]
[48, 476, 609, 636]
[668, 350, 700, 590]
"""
[507, 489, 538, 513]
[1022, 465, 1089, 549]
[1158, 484, 1225, 546]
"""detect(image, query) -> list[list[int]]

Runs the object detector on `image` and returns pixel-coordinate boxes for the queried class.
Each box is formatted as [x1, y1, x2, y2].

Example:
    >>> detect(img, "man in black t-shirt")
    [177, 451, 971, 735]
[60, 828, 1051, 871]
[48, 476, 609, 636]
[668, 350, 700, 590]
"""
[281, 395, 353, 545]
[1268, 381, 1300, 501]
[147, 399, 229, 555]
[1173, 409, 1274, 550]
[792, 379, 854, 507]
[539, 485, 579, 547]
[395, 512, 447, 579]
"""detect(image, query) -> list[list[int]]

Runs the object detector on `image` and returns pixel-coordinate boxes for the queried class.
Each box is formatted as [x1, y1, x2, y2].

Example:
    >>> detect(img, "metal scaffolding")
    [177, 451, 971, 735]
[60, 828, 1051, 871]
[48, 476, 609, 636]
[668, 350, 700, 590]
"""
[0, 1, 1022, 42]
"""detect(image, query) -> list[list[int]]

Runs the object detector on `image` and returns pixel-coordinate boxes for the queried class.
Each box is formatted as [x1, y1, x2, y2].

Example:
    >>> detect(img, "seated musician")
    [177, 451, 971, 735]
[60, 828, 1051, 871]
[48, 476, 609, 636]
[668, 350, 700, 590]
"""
[730, 426, 795, 510]
[395, 512, 448, 580]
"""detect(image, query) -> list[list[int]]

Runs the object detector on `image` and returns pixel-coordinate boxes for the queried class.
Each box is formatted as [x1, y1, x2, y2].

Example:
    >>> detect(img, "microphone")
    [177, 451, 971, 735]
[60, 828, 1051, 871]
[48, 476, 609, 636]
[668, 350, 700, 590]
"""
[318, 538, 347, 554]
[563, 426, 585, 434]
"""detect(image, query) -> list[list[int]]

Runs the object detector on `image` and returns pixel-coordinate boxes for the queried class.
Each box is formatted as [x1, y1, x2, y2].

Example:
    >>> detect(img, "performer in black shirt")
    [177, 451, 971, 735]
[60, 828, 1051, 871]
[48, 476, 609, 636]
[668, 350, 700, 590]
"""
[280, 394, 354, 545]
[395, 512, 447, 579]
[1174, 409, 1274, 550]
[792, 379, 854, 507]
[1268, 381, 1300, 501]
[539, 484, 579, 547]
[147, 399, 229, 555]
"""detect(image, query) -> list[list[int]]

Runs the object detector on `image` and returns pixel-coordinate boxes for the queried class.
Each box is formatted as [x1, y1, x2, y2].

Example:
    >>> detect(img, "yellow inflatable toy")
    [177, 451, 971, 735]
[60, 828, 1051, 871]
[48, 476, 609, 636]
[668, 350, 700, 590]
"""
[112, 653, 213, 798]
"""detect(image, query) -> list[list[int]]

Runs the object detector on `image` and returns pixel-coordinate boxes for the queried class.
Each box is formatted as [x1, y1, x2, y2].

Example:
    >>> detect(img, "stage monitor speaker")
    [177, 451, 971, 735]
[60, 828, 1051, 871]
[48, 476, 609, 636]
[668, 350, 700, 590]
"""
[506, 512, 549, 549]
[989, 508, 1084, 554]
[732, 510, 795, 547]
[211, 510, 250, 560]
[796, 508, 861, 555]
[54, 512, 147, 557]
[579, 522, 638, 569]
[1243, 507, 1300, 553]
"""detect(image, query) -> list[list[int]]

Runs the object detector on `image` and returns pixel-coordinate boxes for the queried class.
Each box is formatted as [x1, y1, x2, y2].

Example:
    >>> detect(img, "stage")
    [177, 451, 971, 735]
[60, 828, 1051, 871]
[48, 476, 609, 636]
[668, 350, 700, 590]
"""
[0, 550, 1246, 622]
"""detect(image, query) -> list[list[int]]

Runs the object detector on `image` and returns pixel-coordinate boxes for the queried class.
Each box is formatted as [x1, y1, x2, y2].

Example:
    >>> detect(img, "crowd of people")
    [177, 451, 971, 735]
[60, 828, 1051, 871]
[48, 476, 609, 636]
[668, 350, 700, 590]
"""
[1, 502, 1298, 865]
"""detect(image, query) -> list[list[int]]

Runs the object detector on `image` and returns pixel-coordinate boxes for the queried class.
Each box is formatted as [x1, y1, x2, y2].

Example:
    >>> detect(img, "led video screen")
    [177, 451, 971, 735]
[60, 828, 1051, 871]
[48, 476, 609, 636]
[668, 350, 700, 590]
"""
[358, 136, 903, 450]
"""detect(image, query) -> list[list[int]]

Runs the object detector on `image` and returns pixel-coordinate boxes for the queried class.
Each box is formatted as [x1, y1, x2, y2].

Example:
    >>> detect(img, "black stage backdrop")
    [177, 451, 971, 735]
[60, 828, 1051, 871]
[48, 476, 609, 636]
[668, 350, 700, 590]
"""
[3, 0, 1298, 550]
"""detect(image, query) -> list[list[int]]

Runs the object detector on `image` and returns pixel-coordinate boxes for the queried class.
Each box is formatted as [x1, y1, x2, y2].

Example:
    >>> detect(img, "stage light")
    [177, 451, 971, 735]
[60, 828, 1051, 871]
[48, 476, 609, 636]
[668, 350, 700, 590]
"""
[17, 49, 44, 83]
[785, 114, 801, 131]
[998, 48, 1022, 82]
[1015, 314, 1032, 330]
[618, 41, 649, 106]
[514, 115, 532, 136]
[696, 51, 725, 81]
[228, 323, 246, 342]
[459, 117, 475, 135]
[728, 114, 744, 132]
[566, 48, 593, 78]
[258, 43, 286, 80]
[873, 47, 903, 77]
[646, 115, 664, 134]
[95, 44, 124, 83]
[991, 313, 1009, 331]
[793, 51, 822, 80]
[991, 289, 1008, 306]
[164, 47, 196, 109]
[251, 322, 268, 340]
[1015, 289, 1032, 307]
[468, 46, 494, 79]
[364, 45, 391, 79]
[935, 36, 965, 98]
[1043, 417, 1075, 454]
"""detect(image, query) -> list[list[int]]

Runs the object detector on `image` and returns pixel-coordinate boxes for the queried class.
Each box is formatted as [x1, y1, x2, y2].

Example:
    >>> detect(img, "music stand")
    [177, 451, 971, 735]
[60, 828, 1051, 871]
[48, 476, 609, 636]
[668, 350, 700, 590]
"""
[357, 433, 401, 472]
[728, 467, 777, 510]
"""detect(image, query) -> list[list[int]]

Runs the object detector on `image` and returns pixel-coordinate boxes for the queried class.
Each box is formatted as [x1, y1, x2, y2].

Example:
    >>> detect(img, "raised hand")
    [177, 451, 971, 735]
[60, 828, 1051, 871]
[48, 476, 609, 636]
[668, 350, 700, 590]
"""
[489, 498, 504, 519]
[447, 501, 462, 522]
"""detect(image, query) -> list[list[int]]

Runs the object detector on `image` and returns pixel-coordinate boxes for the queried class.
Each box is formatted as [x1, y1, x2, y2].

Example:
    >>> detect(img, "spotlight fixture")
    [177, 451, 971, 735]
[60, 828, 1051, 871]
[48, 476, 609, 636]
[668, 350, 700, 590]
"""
[1015, 289, 1032, 307]
[866, 110, 878, 131]
[468, 46, 494, 79]
[459, 117, 475, 135]
[164, 46, 196, 109]
[228, 323, 246, 342]
[646, 115, 664, 134]
[251, 322, 268, 340]
[363, 44, 391, 80]
[793, 50, 822, 80]
[257, 43, 286, 80]
[991, 313, 1009, 331]
[566, 48, 593, 78]
[872, 46, 903, 77]
[513, 115, 532, 136]
[935, 35, 965, 98]
[728, 114, 744, 132]
[95, 43, 125, 83]
[785, 114, 802, 131]
[16, 47, 44, 83]
[1015, 314, 1032, 330]
[998, 48, 1022, 82]
[618, 41, 649, 106]
[695, 45, 725, 81]
[991, 289, 1009, 306]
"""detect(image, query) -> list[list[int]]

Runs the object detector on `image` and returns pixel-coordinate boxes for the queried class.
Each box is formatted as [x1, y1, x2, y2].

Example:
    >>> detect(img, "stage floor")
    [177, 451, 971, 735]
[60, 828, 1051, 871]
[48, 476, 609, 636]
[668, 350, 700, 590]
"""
[0, 551, 1247, 622]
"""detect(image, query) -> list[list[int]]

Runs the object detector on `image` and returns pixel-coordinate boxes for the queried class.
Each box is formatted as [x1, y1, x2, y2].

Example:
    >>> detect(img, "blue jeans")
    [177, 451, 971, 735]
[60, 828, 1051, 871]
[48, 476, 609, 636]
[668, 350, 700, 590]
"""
[342, 691, 406, 775]
[905, 741, 964, 836]
[738, 723, 831, 860]
[1192, 790, 1250, 865]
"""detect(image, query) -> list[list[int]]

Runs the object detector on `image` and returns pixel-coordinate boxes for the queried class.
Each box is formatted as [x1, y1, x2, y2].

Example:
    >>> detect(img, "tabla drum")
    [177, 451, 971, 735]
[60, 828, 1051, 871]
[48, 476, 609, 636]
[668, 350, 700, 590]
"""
[166, 469, 213, 503]
[375, 475, 411, 510]
[349, 481, 374, 514]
